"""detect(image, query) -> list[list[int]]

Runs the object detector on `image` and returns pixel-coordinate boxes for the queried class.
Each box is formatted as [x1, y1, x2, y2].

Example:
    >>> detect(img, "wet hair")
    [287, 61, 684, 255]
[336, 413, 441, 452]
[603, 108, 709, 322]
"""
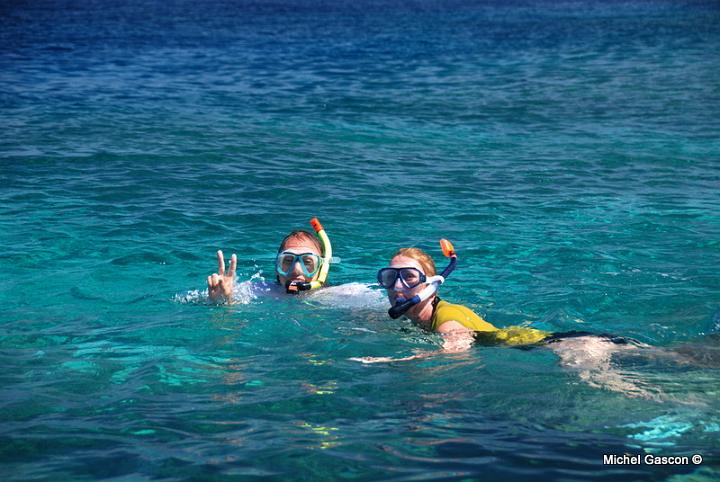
[277, 230, 322, 254]
[393, 247, 436, 276]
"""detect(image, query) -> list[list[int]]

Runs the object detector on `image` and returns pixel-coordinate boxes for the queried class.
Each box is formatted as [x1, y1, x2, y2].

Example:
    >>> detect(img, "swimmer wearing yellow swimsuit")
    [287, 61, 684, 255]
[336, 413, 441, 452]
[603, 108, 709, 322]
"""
[356, 241, 636, 366]
[430, 298, 549, 345]
[378, 242, 548, 347]
[354, 241, 628, 365]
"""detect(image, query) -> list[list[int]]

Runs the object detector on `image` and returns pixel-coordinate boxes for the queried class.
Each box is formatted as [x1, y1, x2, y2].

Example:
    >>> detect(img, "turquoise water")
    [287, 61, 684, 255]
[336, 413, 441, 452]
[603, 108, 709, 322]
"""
[2, 0, 720, 480]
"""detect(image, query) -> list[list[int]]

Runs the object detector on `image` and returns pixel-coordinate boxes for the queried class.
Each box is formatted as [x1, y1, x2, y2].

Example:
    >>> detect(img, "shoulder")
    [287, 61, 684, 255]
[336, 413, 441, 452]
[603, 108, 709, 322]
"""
[432, 300, 497, 332]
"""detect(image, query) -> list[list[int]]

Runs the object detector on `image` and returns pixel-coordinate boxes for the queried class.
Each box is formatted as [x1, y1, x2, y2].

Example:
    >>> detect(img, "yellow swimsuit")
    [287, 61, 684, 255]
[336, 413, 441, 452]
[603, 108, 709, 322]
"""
[430, 299, 549, 346]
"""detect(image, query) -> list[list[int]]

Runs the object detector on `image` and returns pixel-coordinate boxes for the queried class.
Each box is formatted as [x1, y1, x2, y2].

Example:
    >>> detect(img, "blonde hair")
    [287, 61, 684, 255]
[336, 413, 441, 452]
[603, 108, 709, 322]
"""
[393, 247, 436, 276]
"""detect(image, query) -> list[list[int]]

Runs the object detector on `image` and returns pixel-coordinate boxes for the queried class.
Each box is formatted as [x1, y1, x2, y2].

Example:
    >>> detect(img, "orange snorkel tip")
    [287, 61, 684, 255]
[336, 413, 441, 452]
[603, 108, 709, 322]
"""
[310, 217, 323, 233]
[440, 239, 455, 258]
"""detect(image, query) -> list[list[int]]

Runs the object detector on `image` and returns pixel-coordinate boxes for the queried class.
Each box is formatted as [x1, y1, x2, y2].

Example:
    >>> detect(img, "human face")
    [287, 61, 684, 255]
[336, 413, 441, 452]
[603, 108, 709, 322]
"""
[277, 236, 322, 286]
[384, 255, 427, 306]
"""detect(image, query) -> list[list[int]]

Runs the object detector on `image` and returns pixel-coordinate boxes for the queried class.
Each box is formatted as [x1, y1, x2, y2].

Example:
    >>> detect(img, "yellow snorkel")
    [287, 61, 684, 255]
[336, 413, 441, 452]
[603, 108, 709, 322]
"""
[284, 217, 332, 293]
[310, 217, 332, 287]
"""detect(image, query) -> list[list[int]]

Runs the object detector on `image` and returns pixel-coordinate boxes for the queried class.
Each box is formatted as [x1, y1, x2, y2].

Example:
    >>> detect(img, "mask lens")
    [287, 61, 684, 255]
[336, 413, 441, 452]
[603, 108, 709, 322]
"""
[399, 268, 422, 288]
[378, 268, 398, 288]
[301, 254, 320, 275]
[277, 253, 296, 276]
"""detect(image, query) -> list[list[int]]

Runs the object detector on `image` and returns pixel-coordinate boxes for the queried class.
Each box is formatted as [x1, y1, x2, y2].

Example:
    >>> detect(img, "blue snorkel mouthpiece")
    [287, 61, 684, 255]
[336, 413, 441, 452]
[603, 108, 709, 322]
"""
[389, 295, 422, 319]
[387, 239, 458, 319]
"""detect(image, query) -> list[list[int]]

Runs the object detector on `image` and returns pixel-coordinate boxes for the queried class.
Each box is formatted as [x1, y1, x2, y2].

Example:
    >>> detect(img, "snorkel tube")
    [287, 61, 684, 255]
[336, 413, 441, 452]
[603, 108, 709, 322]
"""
[285, 217, 333, 294]
[388, 239, 457, 319]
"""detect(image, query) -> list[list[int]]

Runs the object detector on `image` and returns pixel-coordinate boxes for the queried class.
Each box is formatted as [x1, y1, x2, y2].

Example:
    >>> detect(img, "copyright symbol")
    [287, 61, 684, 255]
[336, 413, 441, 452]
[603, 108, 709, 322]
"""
[692, 454, 702, 465]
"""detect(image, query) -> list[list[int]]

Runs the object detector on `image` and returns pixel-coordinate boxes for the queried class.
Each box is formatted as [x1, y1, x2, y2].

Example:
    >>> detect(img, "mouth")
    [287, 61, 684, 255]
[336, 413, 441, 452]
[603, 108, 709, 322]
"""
[389, 291, 408, 303]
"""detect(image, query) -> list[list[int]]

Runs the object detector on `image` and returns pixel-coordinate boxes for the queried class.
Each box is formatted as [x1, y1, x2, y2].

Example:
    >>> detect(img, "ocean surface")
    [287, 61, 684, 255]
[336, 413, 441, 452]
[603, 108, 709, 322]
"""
[2, 0, 719, 480]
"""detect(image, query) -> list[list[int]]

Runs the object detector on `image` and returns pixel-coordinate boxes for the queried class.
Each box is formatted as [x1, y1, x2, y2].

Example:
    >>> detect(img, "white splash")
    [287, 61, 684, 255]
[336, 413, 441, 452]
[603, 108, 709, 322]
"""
[623, 415, 693, 445]
[174, 272, 269, 305]
[305, 282, 387, 310]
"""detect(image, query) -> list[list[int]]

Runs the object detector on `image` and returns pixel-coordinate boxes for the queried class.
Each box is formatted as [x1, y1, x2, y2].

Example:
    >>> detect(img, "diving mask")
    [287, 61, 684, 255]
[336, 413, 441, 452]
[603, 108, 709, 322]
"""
[276, 251, 323, 278]
[377, 267, 427, 290]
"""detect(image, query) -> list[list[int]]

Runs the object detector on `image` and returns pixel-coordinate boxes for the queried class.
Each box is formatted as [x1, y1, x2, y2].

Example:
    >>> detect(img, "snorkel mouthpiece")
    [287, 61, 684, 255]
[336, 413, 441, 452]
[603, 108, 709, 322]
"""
[387, 239, 458, 318]
[284, 217, 333, 294]
[285, 280, 313, 293]
[389, 295, 421, 319]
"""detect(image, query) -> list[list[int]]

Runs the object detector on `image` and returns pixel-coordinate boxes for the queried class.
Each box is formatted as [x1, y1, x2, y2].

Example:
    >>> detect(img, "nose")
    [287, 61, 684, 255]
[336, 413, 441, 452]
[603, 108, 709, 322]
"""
[393, 276, 405, 291]
[290, 259, 303, 274]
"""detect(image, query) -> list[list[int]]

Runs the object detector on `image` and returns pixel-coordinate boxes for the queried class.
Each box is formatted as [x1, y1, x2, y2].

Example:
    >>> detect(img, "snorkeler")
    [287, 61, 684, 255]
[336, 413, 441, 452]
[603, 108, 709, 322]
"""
[351, 240, 562, 363]
[207, 217, 333, 302]
[359, 242, 664, 400]
[379, 240, 548, 345]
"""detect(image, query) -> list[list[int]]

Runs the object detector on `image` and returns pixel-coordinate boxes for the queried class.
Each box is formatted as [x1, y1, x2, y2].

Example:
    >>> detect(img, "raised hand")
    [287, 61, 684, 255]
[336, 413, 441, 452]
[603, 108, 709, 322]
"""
[207, 250, 237, 302]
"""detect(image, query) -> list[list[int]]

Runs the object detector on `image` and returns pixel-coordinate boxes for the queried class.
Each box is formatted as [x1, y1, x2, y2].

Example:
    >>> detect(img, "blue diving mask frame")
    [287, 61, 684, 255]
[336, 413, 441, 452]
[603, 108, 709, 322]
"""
[377, 267, 427, 290]
[384, 239, 458, 319]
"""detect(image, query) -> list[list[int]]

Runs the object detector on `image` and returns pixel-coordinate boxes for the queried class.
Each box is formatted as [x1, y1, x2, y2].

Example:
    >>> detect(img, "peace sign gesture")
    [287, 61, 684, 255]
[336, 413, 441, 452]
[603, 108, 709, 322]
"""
[207, 250, 237, 302]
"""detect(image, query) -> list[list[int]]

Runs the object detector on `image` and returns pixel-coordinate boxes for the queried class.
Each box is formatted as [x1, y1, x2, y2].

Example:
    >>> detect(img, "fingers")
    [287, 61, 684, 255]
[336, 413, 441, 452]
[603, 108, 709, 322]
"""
[228, 254, 237, 278]
[208, 274, 220, 299]
[217, 277, 233, 299]
[216, 250, 225, 276]
[208, 272, 232, 301]
[210, 250, 236, 301]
